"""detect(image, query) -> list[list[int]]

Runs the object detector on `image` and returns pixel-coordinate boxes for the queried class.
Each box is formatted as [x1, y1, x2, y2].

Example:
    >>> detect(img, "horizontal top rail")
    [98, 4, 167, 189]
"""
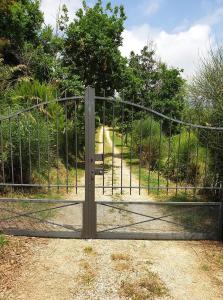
[96, 96, 223, 131]
[0, 96, 83, 121]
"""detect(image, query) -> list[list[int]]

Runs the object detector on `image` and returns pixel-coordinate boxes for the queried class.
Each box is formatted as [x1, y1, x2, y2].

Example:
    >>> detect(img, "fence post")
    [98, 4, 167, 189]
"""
[82, 86, 96, 239]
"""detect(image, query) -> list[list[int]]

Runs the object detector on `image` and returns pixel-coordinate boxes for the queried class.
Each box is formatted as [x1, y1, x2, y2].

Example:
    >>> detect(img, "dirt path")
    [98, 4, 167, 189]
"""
[1, 127, 223, 300]
[95, 127, 179, 234]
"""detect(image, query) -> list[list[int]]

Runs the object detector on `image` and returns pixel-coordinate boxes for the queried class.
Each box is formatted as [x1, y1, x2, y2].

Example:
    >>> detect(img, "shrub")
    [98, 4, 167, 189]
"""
[132, 117, 168, 170]
[11, 79, 56, 107]
[0, 111, 56, 184]
[166, 130, 210, 184]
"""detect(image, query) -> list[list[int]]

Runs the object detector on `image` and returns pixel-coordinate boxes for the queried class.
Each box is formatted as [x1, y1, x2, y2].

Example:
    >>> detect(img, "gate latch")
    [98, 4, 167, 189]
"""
[94, 168, 104, 175]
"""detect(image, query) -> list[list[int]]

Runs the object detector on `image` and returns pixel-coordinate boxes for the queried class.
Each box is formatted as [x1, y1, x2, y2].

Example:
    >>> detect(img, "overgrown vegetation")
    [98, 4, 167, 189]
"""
[0, 0, 222, 204]
[0, 0, 187, 193]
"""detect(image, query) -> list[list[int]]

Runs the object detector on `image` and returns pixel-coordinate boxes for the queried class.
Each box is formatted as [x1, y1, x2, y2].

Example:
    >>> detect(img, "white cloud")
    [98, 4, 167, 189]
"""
[145, 0, 161, 16]
[121, 24, 214, 79]
[40, 0, 82, 28]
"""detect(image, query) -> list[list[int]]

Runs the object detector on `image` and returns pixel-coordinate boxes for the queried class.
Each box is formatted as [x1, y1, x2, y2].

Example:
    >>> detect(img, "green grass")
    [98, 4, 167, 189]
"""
[32, 160, 84, 188]
[0, 235, 8, 247]
[107, 127, 218, 233]
[1, 161, 85, 224]
[164, 193, 219, 233]
[108, 128, 171, 198]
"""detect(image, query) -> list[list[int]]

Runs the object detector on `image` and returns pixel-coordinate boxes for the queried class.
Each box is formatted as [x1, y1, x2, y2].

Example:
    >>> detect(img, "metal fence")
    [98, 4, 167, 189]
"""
[0, 87, 223, 240]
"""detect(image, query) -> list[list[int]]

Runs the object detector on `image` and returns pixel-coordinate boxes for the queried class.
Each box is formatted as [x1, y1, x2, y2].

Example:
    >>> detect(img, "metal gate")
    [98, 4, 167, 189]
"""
[0, 87, 223, 240]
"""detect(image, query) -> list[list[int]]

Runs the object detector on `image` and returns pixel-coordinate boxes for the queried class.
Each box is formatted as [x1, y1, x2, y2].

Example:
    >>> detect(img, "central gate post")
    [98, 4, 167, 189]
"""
[82, 86, 97, 239]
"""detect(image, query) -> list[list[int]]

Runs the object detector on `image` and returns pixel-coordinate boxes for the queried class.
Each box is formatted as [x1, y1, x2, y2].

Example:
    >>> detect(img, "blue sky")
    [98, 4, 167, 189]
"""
[40, 0, 223, 79]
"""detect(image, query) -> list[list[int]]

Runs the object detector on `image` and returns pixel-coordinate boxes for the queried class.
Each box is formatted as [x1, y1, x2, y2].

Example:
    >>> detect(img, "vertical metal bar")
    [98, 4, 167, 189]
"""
[0, 120, 5, 184]
[18, 115, 23, 184]
[36, 103, 41, 174]
[166, 119, 172, 195]
[56, 108, 59, 192]
[194, 127, 200, 197]
[147, 114, 153, 194]
[75, 101, 78, 194]
[28, 116, 32, 183]
[213, 132, 219, 190]
[112, 101, 115, 195]
[204, 130, 209, 187]
[130, 106, 133, 195]
[157, 119, 162, 193]
[139, 116, 143, 195]
[9, 114, 14, 185]
[121, 102, 124, 195]
[185, 123, 191, 193]
[102, 100, 105, 194]
[65, 104, 69, 193]
[46, 100, 50, 191]
[82, 86, 96, 239]
[176, 124, 182, 196]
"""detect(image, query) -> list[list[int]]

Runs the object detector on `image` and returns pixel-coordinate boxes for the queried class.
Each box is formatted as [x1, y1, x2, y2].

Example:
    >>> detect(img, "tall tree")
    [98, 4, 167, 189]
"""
[190, 46, 223, 126]
[123, 46, 185, 121]
[63, 0, 127, 95]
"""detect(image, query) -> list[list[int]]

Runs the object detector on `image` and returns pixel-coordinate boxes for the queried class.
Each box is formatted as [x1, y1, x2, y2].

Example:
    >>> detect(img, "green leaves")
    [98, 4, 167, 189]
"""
[63, 0, 127, 95]
[0, 0, 43, 63]
[123, 46, 185, 126]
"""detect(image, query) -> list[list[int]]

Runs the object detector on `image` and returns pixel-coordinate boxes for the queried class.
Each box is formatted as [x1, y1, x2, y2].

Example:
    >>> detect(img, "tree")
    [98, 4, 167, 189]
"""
[63, 0, 127, 95]
[190, 46, 223, 126]
[123, 46, 185, 121]
[189, 46, 223, 194]
[0, 0, 44, 64]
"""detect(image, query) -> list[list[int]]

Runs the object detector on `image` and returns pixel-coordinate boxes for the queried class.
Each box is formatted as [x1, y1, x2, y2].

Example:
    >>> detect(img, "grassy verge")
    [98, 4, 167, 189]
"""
[0, 160, 85, 228]
[108, 128, 174, 198]
[109, 128, 219, 233]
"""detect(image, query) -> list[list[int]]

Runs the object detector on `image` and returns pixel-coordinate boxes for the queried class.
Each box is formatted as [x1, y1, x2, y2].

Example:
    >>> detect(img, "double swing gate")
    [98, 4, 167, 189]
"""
[0, 86, 223, 240]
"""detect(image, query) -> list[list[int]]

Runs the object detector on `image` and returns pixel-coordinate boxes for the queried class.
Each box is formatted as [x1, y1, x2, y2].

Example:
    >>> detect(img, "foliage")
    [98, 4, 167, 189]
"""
[0, 0, 44, 64]
[0, 109, 60, 184]
[190, 46, 223, 126]
[190, 45, 223, 189]
[11, 79, 56, 105]
[0, 0, 207, 195]
[63, 0, 127, 95]
[165, 130, 209, 185]
[132, 117, 168, 169]
[123, 46, 186, 130]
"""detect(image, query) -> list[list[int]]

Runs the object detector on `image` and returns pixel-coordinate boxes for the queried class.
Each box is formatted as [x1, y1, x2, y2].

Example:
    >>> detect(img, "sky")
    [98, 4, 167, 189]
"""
[40, 0, 223, 79]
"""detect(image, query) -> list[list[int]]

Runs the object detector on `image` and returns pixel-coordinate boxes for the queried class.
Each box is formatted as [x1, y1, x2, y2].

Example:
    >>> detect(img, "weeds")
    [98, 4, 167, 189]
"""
[83, 246, 94, 254]
[114, 262, 131, 272]
[111, 253, 130, 261]
[0, 235, 7, 247]
[79, 261, 96, 285]
[200, 264, 210, 272]
[219, 255, 223, 266]
[119, 272, 168, 300]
